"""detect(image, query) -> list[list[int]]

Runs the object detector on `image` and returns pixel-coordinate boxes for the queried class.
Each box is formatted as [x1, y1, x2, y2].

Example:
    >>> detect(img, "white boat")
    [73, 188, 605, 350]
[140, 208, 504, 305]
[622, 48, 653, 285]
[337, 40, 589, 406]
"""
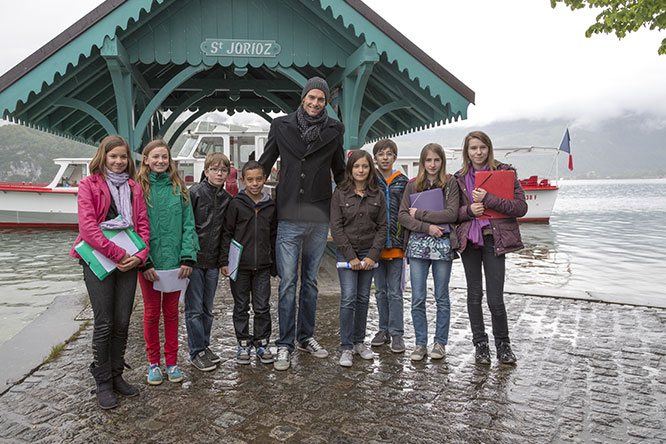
[173, 122, 269, 187]
[0, 123, 270, 227]
[0, 122, 560, 226]
[393, 146, 561, 223]
[0, 158, 89, 227]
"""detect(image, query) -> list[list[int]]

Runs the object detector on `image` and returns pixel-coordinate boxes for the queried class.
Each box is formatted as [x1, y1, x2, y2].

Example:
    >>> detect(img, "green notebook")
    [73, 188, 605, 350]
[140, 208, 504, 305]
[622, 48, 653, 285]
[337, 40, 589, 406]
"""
[75, 227, 146, 280]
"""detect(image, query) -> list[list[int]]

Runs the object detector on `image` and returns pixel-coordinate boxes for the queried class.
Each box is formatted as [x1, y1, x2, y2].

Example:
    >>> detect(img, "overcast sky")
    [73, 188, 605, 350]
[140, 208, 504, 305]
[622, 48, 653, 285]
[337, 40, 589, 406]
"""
[1, 0, 665, 128]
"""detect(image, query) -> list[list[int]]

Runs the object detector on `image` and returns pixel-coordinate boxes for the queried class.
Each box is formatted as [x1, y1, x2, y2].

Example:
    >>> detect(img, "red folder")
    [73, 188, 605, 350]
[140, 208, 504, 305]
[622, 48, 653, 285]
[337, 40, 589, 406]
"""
[474, 170, 514, 219]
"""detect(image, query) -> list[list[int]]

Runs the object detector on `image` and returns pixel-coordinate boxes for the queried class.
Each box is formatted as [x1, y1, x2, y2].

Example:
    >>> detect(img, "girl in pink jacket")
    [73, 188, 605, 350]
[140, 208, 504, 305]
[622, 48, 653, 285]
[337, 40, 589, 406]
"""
[69, 135, 150, 409]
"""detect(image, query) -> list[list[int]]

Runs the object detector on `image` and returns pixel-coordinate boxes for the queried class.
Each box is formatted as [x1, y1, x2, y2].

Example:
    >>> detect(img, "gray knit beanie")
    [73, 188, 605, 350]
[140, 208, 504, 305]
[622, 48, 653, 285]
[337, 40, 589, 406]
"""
[301, 76, 330, 102]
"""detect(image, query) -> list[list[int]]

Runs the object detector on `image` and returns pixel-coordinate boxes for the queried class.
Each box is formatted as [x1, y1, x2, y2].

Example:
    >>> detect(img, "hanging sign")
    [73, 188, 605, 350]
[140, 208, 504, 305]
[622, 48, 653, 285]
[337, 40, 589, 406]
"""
[201, 39, 282, 57]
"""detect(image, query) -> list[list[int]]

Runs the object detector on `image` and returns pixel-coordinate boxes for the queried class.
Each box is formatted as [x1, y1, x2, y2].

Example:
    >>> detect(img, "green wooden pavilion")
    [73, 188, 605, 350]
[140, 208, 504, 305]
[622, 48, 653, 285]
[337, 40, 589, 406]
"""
[0, 0, 474, 152]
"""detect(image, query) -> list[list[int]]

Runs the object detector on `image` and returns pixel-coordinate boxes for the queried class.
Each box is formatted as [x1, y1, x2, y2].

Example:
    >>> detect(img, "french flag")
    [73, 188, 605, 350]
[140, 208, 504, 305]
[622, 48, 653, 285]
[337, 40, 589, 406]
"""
[559, 128, 573, 171]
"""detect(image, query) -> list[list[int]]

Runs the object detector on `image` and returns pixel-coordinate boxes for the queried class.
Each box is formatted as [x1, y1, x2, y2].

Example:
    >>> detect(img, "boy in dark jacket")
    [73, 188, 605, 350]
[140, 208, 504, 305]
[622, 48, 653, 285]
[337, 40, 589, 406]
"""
[221, 161, 278, 365]
[185, 153, 232, 372]
[370, 139, 409, 353]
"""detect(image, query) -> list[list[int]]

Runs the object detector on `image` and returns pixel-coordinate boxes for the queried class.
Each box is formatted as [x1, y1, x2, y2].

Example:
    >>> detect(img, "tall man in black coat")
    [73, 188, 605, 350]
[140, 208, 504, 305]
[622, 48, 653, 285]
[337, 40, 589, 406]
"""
[259, 77, 346, 371]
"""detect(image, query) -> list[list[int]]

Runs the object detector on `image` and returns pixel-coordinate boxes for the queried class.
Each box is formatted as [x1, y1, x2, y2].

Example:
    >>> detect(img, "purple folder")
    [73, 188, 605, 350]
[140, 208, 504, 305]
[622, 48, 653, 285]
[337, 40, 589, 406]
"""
[408, 188, 450, 233]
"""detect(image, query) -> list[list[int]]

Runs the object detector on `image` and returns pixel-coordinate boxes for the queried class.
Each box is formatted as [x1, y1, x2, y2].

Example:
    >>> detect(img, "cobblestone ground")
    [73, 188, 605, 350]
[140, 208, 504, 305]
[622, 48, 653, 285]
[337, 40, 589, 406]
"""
[1, 272, 665, 444]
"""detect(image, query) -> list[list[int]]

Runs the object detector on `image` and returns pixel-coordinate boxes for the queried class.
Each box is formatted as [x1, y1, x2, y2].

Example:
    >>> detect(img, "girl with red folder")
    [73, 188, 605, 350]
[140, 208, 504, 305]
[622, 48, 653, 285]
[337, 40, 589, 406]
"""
[454, 131, 527, 366]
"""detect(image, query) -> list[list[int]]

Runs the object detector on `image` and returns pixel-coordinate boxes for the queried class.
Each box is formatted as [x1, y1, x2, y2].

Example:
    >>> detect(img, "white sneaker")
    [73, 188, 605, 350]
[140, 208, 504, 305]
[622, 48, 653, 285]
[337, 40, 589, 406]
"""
[297, 338, 329, 358]
[273, 347, 290, 371]
[352, 343, 374, 360]
[339, 350, 353, 367]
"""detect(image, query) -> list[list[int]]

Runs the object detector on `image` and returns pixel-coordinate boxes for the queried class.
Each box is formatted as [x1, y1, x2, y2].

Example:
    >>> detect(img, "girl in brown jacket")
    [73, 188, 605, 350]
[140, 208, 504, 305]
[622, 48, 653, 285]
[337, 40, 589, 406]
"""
[398, 143, 459, 362]
[330, 150, 388, 367]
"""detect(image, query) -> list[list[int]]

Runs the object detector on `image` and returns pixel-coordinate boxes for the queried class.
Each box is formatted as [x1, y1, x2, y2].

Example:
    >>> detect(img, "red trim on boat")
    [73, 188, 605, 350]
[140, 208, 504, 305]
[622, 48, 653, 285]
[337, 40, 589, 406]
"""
[518, 217, 550, 223]
[0, 185, 77, 194]
[0, 222, 78, 228]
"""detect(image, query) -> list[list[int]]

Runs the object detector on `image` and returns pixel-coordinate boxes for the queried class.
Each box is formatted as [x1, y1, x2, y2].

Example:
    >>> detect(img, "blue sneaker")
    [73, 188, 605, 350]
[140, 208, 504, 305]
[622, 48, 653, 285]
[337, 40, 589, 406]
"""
[166, 365, 183, 382]
[237, 345, 251, 365]
[256, 346, 274, 364]
[147, 364, 163, 385]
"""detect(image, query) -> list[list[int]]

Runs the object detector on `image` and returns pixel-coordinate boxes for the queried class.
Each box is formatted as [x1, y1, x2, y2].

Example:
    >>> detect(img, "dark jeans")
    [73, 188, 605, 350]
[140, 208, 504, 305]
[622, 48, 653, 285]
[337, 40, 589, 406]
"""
[460, 235, 510, 346]
[185, 267, 218, 358]
[82, 264, 137, 365]
[229, 267, 272, 346]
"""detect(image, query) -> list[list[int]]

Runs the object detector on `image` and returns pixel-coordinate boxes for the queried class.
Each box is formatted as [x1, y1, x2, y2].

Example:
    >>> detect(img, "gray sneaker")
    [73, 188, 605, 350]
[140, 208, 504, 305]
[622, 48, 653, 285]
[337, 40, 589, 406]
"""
[297, 338, 329, 358]
[371, 331, 390, 346]
[191, 350, 216, 372]
[410, 345, 428, 361]
[390, 335, 406, 353]
[352, 343, 374, 360]
[274, 347, 290, 371]
[204, 347, 221, 364]
[339, 350, 353, 367]
[430, 342, 446, 360]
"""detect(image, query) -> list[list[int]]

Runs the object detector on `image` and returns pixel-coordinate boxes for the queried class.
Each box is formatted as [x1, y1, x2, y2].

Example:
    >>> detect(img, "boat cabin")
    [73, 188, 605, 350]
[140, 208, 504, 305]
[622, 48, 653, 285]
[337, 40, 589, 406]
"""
[48, 159, 90, 189]
[174, 123, 268, 187]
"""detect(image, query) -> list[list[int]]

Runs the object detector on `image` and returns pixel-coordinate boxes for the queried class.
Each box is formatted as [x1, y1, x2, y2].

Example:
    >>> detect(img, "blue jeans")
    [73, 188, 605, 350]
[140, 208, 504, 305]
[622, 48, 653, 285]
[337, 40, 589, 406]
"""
[275, 220, 329, 351]
[337, 250, 374, 350]
[409, 258, 452, 346]
[373, 258, 404, 336]
[184, 267, 219, 359]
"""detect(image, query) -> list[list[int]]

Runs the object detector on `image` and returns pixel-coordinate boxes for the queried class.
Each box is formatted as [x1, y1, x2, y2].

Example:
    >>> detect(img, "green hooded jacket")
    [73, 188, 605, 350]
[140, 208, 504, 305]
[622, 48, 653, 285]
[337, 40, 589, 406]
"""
[144, 172, 199, 270]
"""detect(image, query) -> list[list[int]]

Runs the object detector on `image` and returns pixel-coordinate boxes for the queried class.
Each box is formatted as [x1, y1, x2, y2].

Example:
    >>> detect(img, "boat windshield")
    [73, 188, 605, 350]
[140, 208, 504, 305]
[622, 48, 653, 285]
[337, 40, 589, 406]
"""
[177, 138, 197, 157]
[194, 136, 225, 158]
[58, 163, 87, 188]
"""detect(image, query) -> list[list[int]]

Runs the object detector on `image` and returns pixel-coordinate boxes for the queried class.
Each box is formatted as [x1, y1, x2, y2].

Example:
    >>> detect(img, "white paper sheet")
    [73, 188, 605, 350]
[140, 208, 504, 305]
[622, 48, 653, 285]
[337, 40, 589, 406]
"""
[228, 239, 243, 281]
[153, 269, 190, 304]
[92, 249, 117, 272]
[109, 230, 139, 256]
[336, 261, 379, 269]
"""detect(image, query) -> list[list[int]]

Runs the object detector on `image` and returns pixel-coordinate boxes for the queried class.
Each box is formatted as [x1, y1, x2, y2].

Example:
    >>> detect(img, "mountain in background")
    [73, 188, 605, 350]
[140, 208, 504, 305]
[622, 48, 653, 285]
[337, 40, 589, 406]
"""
[0, 113, 664, 182]
[0, 125, 95, 183]
[389, 114, 666, 179]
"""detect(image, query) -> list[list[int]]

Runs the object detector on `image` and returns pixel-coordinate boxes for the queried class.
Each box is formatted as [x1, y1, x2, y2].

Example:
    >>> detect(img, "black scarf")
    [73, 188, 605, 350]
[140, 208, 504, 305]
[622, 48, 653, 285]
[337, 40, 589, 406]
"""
[296, 104, 328, 150]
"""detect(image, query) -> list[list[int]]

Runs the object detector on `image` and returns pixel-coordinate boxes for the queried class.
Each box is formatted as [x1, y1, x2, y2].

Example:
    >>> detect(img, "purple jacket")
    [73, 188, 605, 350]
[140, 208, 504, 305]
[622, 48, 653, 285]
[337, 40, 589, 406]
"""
[69, 174, 150, 265]
[454, 163, 528, 256]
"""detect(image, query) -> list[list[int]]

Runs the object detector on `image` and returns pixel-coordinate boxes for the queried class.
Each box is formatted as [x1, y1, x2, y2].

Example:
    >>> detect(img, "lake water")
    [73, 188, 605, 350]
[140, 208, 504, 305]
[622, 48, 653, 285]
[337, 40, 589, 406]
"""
[1, 178, 665, 347]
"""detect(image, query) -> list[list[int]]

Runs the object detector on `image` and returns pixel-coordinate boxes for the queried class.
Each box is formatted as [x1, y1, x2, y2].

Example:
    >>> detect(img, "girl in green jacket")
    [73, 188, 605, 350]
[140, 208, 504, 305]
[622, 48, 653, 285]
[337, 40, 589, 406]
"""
[137, 139, 199, 385]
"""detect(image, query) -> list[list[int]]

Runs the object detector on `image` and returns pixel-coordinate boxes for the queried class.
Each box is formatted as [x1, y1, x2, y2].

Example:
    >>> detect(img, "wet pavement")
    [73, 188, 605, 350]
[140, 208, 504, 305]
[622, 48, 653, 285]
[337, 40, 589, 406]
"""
[1, 262, 665, 444]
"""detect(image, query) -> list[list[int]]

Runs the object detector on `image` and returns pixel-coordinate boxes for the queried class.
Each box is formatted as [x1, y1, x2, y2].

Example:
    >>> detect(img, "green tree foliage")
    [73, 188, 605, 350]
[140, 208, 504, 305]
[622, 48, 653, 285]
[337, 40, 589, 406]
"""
[550, 0, 666, 55]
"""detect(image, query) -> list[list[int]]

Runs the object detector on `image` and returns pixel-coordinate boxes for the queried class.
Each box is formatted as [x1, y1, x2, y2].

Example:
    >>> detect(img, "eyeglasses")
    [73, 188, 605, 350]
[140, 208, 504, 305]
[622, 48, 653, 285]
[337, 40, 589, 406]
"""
[208, 167, 229, 174]
[376, 151, 395, 158]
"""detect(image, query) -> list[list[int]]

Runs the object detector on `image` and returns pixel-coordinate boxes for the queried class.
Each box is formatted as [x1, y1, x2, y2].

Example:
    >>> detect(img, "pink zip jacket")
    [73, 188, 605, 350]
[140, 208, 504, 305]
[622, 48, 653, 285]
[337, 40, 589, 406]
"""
[69, 173, 150, 265]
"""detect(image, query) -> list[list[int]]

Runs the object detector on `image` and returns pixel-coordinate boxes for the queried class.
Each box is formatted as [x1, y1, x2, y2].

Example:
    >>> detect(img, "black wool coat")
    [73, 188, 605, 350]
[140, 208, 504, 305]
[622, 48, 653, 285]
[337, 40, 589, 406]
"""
[259, 112, 346, 223]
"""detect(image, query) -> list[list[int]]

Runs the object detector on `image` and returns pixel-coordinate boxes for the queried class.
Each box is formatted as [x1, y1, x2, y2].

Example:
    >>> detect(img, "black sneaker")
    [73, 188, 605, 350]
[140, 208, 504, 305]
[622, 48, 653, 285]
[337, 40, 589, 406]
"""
[475, 342, 491, 365]
[496, 342, 517, 365]
[191, 350, 216, 372]
[204, 347, 221, 364]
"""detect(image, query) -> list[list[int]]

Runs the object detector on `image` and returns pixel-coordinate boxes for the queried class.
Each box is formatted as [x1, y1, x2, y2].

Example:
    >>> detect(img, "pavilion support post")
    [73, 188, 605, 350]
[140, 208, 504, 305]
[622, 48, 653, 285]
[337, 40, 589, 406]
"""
[336, 44, 379, 150]
[133, 64, 208, 150]
[101, 36, 136, 149]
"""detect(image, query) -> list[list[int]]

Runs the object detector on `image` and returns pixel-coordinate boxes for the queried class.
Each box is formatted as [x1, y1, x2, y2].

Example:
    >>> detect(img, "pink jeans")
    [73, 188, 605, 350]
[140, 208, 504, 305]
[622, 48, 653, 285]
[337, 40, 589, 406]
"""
[139, 274, 180, 366]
